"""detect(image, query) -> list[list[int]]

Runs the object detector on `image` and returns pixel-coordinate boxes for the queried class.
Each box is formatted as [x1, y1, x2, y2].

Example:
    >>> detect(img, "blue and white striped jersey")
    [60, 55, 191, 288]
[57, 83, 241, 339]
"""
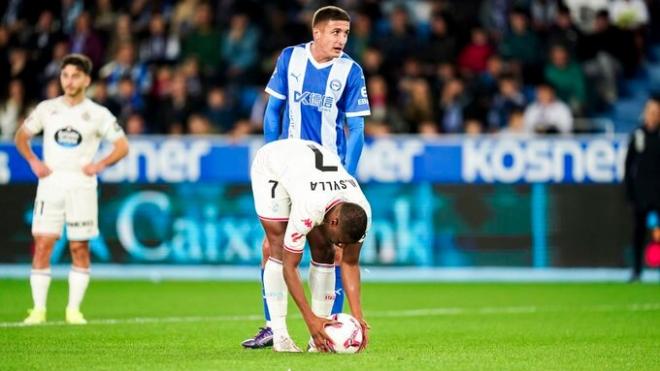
[265, 42, 370, 161]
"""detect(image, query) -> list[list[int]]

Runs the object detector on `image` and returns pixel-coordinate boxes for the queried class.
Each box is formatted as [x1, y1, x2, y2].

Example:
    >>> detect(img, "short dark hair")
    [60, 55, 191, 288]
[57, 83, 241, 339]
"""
[60, 54, 92, 75]
[339, 203, 368, 243]
[312, 6, 350, 28]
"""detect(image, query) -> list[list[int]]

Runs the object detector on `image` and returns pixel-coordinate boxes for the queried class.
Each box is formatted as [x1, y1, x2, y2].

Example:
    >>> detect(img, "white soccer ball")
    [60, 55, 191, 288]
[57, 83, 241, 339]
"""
[324, 313, 364, 354]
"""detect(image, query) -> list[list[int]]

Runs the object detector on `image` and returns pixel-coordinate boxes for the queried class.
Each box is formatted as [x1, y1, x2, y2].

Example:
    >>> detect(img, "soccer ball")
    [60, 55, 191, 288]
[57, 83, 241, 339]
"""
[324, 313, 364, 353]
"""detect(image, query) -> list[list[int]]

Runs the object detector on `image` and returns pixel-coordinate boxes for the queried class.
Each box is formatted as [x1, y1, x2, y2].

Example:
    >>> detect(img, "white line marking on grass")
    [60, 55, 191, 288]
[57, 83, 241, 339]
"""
[1, 303, 659, 329]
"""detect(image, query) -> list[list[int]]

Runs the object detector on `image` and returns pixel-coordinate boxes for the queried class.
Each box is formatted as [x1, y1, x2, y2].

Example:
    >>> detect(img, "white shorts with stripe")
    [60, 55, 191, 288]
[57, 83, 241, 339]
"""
[32, 183, 99, 241]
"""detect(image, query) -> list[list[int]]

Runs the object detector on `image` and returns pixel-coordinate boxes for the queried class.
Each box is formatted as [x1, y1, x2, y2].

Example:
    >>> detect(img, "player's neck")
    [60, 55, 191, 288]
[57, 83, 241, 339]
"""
[62, 93, 86, 107]
[309, 42, 334, 64]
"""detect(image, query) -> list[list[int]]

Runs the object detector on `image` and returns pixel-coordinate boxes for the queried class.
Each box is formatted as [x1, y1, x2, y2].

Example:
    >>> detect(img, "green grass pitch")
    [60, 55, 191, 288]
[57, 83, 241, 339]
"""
[1, 279, 659, 370]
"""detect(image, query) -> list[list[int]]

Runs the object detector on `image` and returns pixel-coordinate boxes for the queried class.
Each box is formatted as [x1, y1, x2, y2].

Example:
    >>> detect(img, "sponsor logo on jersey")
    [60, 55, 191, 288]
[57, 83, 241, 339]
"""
[54, 126, 82, 147]
[293, 91, 334, 112]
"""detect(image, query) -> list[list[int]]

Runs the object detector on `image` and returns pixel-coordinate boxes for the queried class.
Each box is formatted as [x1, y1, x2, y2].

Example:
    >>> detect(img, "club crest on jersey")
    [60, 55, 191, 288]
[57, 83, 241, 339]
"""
[330, 79, 342, 92]
[54, 126, 82, 147]
[293, 91, 334, 112]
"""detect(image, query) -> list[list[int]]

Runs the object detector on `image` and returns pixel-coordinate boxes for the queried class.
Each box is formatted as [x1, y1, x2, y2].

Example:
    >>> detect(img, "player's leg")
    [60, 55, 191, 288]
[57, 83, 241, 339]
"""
[307, 228, 336, 318]
[66, 240, 90, 324]
[24, 234, 59, 324]
[332, 247, 345, 314]
[261, 219, 300, 352]
[240, 237, 274, 348]
[630, 208, 647, 282]
[63, 186, 98, 324]
[25, 186, 65, 324]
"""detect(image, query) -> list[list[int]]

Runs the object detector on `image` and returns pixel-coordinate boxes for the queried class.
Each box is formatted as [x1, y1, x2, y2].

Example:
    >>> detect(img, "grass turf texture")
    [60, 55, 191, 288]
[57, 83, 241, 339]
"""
[1, 280, 658, 370]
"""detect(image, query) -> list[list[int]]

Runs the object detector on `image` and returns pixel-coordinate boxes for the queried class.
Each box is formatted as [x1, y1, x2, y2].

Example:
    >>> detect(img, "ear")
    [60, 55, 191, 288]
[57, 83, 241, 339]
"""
[312, 27, 320, 41]
[329, 217, 339, 226]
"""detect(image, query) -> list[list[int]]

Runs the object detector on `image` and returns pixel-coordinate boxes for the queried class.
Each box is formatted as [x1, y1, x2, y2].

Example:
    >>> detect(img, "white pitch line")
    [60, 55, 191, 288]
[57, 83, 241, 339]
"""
[1, 303, 659, 329]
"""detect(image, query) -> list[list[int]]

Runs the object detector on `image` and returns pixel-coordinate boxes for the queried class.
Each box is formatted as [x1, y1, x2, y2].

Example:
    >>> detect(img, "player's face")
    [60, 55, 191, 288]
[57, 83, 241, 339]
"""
[313, 20, 350, 61]
[60, 65, 90, 98]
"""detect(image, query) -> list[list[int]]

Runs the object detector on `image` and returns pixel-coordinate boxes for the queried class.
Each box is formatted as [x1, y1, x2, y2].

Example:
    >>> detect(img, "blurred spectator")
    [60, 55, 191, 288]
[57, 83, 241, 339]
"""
[530, 0, 560, 32]
[457, 27, 493, 76]
[609, 0, 648, 30]
[93, 0, 118, 39]
[204, 86, 236, 133]
[27, 10, 64, 70]
[400, 78, 435, 133]
[150, 65, 173, 100]
[499, 106, 527, 135]
[171, 0, 200, 36]
[187, 113, 214, 135]
[479, 0, 513, 40]
[43, 78, 61, 100]
[345, 11, 373, 64]
[99, 42, 151, 97]
[7, 47, 36, 101]
[423, 11, 456, 68]
[377, 5, 419, 81]
[624, 97, 660, 282]
[60, 0, 84, 35]
[106, 14, 133, 61]
[125, 112, 147, 135]
[580, 9, 637, 77]
[114, 76, 145, 124]
[139, 13, 180, 65]
[564, 0, 609, 32]
[487, 74, 527, 131]
[418, 120, 440, 137]
[523, 83, 573, 134]
[69, 11, 104, 69]
[361, 47, 385, 79]
[41, 40, 69, 84]
[0, 79, 26, 139]
[500, 8, 543, 83]
[0, 25, 10, 89]
[179, 57, 204, 98]
[221, 12, 259, 84]
[547, 5, 582, 57]
[464, 118, 485, 135]
[91, 80, 120, 117]
[436, 78, 468, 134]
[181, 2, 221, 77]
[544, 44, 587, 113]
[153, 72, 199, 134]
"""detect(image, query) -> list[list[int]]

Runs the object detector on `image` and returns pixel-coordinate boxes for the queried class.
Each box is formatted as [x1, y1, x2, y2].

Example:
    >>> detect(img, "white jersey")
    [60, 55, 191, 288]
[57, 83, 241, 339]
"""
[24, 96, 125, 188]
[251, 139, 371, 253]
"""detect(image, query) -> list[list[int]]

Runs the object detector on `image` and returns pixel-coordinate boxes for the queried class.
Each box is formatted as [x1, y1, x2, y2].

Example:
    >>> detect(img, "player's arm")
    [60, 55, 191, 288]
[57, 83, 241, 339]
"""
[263, 96, 285, 143]
[340, 241, 369, 350]
[15, 126, 51, 178]
[344, 116, 364, 176]
[82, 137, 129, 176]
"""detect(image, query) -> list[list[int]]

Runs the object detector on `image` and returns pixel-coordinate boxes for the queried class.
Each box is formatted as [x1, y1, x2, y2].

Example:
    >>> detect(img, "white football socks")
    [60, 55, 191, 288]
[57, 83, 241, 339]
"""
[263, 258, 289, 338]
[30, 268, 51, 310]
[309, 261, 335, 318]
[67, 266, 90, 310]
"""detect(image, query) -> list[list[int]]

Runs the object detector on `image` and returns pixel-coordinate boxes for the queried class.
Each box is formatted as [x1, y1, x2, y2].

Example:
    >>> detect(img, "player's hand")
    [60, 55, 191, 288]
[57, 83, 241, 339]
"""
[82, 162, 106, 176]
[357, 318, 370, 352]
[28, 158, 51, 178]
[305, 315, 337, 352]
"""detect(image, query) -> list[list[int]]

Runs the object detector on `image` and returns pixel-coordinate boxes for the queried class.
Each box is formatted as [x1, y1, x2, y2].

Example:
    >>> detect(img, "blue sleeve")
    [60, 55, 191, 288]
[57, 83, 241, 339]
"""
[265, 49, 290, 100]
[263, 96, 285, 143]
[344, 116, 365, 176]
[342, 64, 370, 117]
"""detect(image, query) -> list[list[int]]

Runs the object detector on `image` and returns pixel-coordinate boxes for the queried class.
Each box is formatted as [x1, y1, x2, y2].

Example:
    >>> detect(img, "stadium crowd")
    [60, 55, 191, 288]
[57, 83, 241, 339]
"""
[0, 0, 658, 139]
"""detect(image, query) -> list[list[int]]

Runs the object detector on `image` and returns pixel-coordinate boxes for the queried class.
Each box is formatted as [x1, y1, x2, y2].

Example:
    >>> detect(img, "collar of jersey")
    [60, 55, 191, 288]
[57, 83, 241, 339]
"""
[305, 42, 341, 70]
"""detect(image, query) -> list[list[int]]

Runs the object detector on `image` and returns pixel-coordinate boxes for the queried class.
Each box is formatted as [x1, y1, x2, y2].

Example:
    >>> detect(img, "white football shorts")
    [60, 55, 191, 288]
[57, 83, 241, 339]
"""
[31, 183, 99, 241]
[250, 151, 290, 222]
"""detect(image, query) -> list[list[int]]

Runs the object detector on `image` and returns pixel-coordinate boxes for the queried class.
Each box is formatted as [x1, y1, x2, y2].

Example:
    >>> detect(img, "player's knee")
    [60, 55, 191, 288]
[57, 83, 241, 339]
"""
[69, 242, 90, 266]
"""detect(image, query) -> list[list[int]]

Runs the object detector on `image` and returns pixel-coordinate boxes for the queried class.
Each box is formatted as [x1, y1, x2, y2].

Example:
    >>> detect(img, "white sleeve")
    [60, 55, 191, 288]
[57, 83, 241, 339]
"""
[283, 204, 317, 254]
[98, 107, 125, 142]
[23, 103, 45, 134]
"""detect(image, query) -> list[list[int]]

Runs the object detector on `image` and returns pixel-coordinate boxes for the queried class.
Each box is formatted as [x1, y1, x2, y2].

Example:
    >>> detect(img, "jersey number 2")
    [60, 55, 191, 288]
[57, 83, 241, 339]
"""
[307, 145, 338, 172]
